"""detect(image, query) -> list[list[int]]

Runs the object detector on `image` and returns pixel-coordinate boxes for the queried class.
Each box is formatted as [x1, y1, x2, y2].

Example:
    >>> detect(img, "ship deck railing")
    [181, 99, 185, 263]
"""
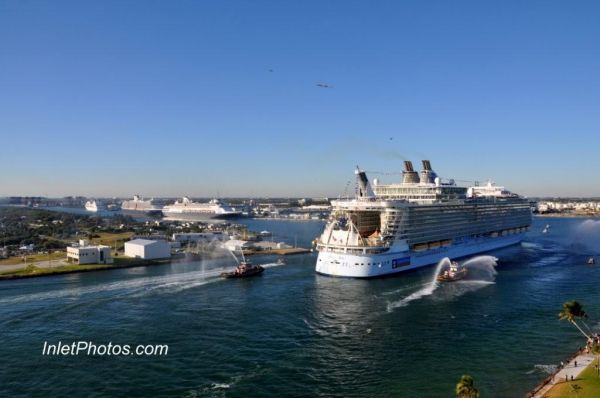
[317, 243, 390, 254]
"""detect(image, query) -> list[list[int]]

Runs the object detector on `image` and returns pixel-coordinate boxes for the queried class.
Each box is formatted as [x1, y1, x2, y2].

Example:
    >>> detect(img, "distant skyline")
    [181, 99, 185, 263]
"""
[1, 1, 599, 197]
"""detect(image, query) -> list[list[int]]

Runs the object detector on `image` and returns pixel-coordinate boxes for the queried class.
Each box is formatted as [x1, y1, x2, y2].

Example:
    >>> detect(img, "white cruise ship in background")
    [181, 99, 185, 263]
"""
[162, 197, 242, 220]
[85, 199, 106, 212]
[315, 160, 532, 278]
[121, 195, 163, 214]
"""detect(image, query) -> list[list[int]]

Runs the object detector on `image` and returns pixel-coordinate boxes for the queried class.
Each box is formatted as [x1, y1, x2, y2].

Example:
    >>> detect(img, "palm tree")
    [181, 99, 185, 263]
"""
[559, 300, 590, 340]
[571, 383, 582, 398]
[456, 374, 480, 398]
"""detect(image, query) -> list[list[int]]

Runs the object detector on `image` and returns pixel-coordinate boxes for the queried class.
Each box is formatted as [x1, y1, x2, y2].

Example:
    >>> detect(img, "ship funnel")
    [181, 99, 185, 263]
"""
[402, 161, 420, 184]
[419, 160, 437, 184]
[355, 167, 374, 198]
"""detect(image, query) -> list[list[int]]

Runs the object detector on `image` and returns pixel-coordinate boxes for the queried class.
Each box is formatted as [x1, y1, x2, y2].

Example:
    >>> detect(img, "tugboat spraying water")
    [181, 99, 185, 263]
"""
[220, 250, 264, 279]
[437, 261, 468, 282]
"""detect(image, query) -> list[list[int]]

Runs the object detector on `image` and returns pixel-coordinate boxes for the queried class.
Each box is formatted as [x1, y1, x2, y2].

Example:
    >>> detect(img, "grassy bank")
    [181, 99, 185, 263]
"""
[90, 232, 135, 250]
[0, 263, 116, 277]
[546, 359, 600, 398]
[0, 255, 174, 280]
[0, 251, 66, 266]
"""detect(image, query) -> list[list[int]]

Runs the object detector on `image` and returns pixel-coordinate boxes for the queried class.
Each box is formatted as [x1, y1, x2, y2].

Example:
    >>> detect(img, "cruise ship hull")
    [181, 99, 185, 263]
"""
[316, 232, 525, 278]
[161, 211, 242, 221]
[121, 209, 163, 217]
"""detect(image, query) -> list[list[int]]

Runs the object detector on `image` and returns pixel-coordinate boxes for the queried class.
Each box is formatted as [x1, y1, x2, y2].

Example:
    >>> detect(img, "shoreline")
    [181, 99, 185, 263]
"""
[0, 257, 175, 281]
[528, 349, 596, 397]
[0, 249, 311, 281]
[534, 214, 600, 219]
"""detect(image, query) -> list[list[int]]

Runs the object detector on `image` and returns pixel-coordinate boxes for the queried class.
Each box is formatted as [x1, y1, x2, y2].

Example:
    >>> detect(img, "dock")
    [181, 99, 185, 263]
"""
[243, 247, 311, 256]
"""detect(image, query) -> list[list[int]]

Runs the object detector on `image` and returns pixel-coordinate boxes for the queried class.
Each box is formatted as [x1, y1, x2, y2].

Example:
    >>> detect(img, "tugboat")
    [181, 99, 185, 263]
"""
[587, 257, 596, 265]
[220, 251, 264, 279]
[220, 262, 264, 279]
[437, 261, 468, 282]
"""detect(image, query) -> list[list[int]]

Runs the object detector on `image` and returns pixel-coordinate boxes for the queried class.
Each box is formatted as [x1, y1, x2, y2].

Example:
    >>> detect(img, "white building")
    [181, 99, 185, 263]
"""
[124, 239, 171, 260]
[67, 240, 113, 265]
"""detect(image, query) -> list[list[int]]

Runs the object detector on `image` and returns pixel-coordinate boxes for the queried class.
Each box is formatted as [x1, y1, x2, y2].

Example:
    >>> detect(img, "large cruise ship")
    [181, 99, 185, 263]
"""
[85, 199, 106, 212]
[121, 195, 162, 213]
[315, 160, 532, 278]
[162, 197, 242, 220]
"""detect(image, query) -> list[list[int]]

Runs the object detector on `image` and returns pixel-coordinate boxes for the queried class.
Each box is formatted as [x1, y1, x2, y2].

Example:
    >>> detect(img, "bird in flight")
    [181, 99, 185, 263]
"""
[316, 83, 333, 88]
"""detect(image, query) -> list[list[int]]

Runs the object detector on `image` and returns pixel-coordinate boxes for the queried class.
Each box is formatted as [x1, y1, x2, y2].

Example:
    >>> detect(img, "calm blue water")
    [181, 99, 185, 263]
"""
[1, 217, 600, 397]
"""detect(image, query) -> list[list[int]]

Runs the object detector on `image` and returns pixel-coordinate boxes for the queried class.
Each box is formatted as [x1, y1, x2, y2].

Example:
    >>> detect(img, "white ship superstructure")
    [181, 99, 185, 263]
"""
[315, 160, 532, 278]
[162, 197, 241, 219]
[85, 200, 106, 212]
[121, 195, 162, 212]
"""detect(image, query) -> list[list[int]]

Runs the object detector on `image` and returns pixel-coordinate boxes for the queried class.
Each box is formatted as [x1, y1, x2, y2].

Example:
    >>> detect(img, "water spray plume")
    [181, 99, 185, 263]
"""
[386, 256, 499, 312]
[572, 220, 600, 254]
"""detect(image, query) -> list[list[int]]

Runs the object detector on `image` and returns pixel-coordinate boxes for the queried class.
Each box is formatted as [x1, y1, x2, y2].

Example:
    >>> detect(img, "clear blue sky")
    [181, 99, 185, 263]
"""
[1, 1, 599, 197]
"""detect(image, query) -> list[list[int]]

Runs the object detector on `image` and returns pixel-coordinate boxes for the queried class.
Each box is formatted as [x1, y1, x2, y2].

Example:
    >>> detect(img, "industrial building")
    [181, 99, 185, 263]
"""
[124, 239, 171, 260]
[67, 240, 113, 265]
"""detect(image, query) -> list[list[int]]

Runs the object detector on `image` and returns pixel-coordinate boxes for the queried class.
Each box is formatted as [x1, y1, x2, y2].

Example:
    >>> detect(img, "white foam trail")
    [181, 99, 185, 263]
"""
[386, 256, 498, 312]
[0, 267, 228, 305]
[386, 258, 449, 311]
[526, 364, 558, 375]
[0, 258, 290, 304]
[521, 242, 542, 249]
[379, 283, 425, 296]
[260, 262, 282, 269]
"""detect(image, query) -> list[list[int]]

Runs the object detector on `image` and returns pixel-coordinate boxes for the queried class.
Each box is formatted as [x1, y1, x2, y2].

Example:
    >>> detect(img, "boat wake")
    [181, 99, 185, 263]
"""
[386, 256, 498, 312]
[526, 364, 558, 375]
[261, 261, 285, 269]
[386, 258, 448, 311]
[0, 259, 289, 305]
[0, 267, 228, 305]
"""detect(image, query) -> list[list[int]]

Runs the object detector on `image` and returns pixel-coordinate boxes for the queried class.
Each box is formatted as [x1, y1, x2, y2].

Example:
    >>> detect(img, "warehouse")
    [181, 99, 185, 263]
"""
[124, 239, 171, 260]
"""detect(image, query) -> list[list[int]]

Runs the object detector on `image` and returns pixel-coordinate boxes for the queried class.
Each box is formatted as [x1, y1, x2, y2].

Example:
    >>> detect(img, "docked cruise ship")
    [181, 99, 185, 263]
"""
[162, 197, 242, 220]
[85, 199, 106, 212]
[315, 160, 532, 278]
[121, 195, 162, 213]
